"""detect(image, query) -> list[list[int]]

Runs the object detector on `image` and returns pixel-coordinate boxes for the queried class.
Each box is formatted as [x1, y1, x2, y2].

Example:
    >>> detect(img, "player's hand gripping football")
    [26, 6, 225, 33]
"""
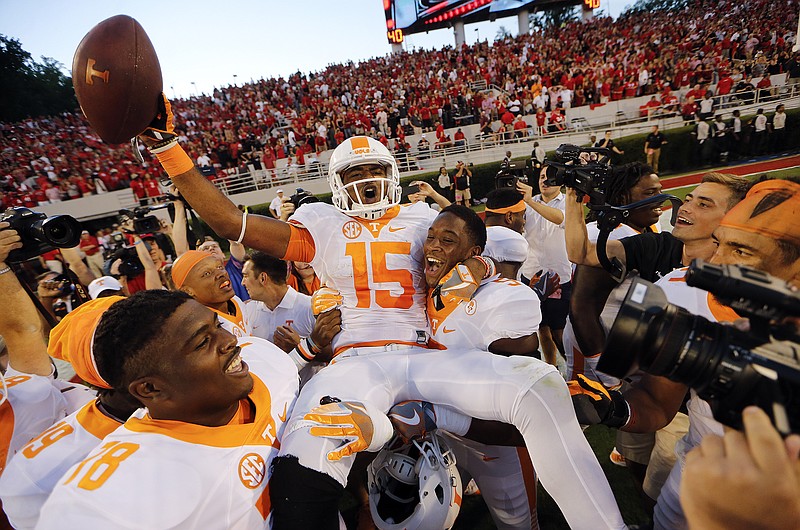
[387, 400, 438, 444]
[302, 400, 392, 461]
[138, 93, 177, 149]
[567, 374, 630, 428]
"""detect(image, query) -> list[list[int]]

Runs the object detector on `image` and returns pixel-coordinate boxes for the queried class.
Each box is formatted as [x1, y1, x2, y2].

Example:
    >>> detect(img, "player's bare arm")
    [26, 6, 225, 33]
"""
[488, 335, 540, 357]
[622, 374, 687, 433]
[138, 95, 293, 259]
[0, 223, 52, 376]
[564, 187, 626, 267]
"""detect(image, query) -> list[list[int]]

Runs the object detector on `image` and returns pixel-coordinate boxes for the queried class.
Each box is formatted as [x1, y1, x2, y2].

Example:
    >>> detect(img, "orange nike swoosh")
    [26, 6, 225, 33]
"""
[278, 403, 288, 423]
[388, 226, 405, 232]
[482, 455, 499, 462]
[442, 327, 456, 333]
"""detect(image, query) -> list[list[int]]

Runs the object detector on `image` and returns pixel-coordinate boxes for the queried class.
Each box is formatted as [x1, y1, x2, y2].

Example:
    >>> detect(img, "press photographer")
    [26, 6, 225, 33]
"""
[568, 179, 800, 530]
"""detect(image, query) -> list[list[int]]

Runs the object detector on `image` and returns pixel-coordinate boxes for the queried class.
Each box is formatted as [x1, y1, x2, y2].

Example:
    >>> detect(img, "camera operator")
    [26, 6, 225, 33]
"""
[570, 179, 800, 529]
[681, 406, 800, 530]
[566, 172, 750, 286]
[453, 160, 472, 207]
[516, 171, 573, 369]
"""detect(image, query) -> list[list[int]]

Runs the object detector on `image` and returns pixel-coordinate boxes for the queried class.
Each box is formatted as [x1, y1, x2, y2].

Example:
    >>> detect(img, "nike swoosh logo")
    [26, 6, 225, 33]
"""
[278, 403, 288, 423]
[389, 411, 421, 426]
[442, 327, 456, 333]
[388, 226, 405, 232]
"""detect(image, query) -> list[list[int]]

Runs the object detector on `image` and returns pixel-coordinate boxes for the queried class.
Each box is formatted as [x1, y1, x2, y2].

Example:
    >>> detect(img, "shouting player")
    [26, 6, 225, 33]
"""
[137, 97, 626, 530]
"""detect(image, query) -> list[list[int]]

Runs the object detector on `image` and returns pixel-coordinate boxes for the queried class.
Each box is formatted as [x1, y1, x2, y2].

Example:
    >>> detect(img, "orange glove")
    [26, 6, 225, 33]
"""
[139, 93, 177, 150]
[431, 263, 478, 310]
[303, 401, 392, 461]
[567, 374, 629, 428]
[311, 287, 344, 316]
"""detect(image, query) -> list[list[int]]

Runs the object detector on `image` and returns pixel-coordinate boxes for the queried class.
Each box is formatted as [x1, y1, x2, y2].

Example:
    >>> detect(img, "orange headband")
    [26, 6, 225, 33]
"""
[171, 250, 212, 289]
[485, 200, 526, 214]
[719, 180, 800, 246]
[48, 296, 124, 389]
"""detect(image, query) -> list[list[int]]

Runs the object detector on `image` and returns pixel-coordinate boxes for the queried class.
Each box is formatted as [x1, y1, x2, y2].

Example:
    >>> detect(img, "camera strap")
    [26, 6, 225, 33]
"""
[593, 193, 683, 283]
[60, 261, 91, 307]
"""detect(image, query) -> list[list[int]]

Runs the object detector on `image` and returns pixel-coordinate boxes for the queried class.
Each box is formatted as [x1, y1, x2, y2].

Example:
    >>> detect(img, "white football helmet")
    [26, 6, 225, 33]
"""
[328, 136, 402, 220]
[367, 433, 463, 530]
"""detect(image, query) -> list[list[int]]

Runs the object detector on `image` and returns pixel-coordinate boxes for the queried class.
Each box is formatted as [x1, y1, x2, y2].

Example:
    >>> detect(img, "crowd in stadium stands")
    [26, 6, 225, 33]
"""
[1, 0, 798, 210]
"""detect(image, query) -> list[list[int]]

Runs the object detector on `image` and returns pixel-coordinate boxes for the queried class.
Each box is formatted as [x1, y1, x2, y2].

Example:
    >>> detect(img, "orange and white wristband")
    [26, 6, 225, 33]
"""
[152, 142, 194, 178]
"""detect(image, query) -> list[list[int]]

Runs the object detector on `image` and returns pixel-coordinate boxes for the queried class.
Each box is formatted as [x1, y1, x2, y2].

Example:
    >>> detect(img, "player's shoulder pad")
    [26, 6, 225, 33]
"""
[238, 336, 297, 376]
[287, 202, 336, 228]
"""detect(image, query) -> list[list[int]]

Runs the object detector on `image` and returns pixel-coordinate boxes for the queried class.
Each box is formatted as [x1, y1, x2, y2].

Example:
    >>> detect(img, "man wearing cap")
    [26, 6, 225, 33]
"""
[570, 179, 800, 530]
[171, 250, 252, 337]
[78, 230, 105, 277]
[88, 276, 125, 299]
[269, 189, 285, 219]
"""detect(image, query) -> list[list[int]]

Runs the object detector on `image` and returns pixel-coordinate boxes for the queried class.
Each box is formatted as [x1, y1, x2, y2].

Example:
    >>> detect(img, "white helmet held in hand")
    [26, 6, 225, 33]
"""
[328, 136, 401, 220]
[367, 433, 463, 530]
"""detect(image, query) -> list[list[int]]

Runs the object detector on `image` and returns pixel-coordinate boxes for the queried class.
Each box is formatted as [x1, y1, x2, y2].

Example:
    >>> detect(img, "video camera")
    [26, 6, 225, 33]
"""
[542, 144, 613, 204]
[600, 260, 800, 434]
[1, 207, 82, 263]
[495, 161, 530, 190]
[289, 188, 320, 210]
[118, 204, 170, 235]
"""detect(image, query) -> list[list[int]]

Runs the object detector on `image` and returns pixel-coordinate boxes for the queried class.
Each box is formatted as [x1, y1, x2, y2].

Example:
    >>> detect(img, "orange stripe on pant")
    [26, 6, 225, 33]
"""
[517, 447, 539, 530]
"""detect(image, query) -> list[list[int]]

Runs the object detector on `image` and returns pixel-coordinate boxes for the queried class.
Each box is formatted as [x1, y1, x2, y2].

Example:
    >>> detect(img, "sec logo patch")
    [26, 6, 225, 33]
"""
[342, 221, 362, 239]
[238, 453, 266, 489]
[465, 300, 477, 315]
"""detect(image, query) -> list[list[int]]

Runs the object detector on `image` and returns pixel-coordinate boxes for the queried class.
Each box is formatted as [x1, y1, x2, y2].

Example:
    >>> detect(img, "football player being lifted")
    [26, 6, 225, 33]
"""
[138, 98, 626, 530]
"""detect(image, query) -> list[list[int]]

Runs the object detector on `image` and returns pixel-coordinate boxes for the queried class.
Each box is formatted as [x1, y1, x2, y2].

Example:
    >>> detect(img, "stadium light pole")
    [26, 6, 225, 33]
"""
[191, 81, 197, 96]
[475, 28, 480, 43]
[233, 74, 238, 87]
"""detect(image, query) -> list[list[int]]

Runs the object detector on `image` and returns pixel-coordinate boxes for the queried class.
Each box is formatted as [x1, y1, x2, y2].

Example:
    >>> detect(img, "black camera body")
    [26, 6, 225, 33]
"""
[543, 144, 613, 204]
[1, 207, 82, 263]
[495, 161, 529, 189]
[289, 188, 320, 210]
[600, 260, 800, 434]
[109, 246, 144, 279]
[119, 206, 164, 235]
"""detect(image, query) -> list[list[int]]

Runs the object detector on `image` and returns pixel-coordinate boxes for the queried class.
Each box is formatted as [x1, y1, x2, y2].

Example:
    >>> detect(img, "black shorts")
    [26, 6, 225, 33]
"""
[540, 281, 572, 330]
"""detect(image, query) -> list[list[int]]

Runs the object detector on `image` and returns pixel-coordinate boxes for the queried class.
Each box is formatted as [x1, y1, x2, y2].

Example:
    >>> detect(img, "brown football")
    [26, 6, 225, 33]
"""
[72, 15, 162, 144]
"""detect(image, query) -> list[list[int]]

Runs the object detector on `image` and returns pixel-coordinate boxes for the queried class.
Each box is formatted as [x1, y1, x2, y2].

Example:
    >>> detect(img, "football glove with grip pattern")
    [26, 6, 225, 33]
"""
[567, 374, 630, 428]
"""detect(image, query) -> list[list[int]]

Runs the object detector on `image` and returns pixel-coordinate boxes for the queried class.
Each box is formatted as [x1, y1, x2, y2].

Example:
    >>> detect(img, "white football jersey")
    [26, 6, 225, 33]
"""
[212, 295, 252, 338]
[290, 202, 437, 355]
[521, 193, 572, 283]
[0, 367, 94, 478]
[37, 337, 299, 529]
[244, 287, 314, 343]
[428, 277, 541, 351]
[0, 399, 124, 529]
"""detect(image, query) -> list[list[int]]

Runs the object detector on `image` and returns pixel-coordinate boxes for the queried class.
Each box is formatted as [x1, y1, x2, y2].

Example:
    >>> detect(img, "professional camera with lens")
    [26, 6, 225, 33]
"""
[118, 206, 163, 235]
[600, 260, 800, 434]
[543, 144, 613, 204]
[108, 246, 144, 279]
[495, 161, 530, 189]
[1, 207, 82, 263]
[289, 188, 320, 210]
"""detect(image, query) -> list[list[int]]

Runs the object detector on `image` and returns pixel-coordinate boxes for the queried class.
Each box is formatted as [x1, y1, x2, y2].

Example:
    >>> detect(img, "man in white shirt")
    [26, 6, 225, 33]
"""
[269, 189, 286, 218]
[753, 107, 768, 154]
[771, 103, 786, 152]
